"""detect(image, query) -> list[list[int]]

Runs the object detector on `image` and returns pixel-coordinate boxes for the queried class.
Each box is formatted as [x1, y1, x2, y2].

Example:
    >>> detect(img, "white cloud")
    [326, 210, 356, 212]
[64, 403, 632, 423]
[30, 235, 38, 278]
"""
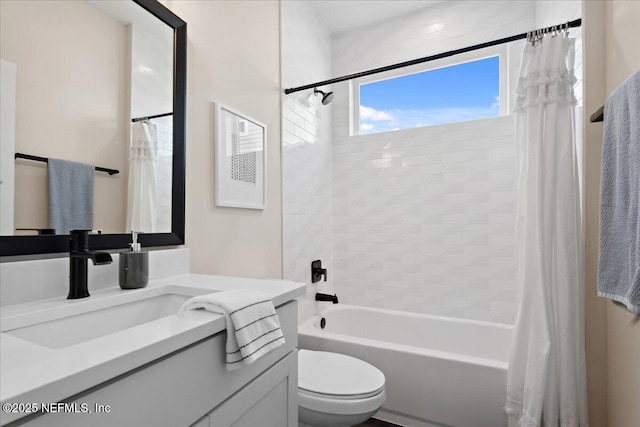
[491, 94, 500, 111]
[360, 105, 394, 121]
[360, 123, 374, 131]
[361, 106, 500, 134]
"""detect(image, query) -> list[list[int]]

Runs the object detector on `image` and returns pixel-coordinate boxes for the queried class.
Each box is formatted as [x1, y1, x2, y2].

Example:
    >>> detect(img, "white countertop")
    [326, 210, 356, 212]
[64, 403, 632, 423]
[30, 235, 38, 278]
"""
[0, 274, 304, 424]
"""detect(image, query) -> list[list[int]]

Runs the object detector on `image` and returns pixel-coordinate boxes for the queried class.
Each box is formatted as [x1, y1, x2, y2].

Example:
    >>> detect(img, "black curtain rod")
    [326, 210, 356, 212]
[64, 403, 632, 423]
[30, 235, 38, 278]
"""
[284, 18, 582, 94]
[131, 112, 173, 122]
[14, 153, 119, 175]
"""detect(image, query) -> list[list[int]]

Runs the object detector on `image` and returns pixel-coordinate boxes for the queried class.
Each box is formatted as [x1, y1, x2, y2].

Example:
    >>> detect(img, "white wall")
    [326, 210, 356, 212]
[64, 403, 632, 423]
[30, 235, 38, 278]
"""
[0, 60, 16, 235]
[281, 0, 334, 323]
[330, 0, 538, 324]
[162, 0, 282, 279]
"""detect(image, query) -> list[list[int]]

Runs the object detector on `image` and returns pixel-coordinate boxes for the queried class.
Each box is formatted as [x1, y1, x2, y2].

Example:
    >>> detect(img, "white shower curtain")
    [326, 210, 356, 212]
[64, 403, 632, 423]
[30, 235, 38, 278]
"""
[126, 122, 158, 233]
[504, 35, 588, 427]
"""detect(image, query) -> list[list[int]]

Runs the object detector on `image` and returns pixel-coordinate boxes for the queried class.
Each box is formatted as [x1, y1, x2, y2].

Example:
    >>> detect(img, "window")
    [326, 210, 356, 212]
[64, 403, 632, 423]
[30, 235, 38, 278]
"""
[355, 54, 504, 135]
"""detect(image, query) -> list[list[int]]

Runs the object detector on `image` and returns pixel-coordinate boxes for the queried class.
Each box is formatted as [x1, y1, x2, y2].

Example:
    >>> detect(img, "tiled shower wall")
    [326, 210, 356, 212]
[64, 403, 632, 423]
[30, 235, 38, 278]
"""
[332, 116, 518, 323]
[281, 1, 334, 323]
[331, 1, 540, 324]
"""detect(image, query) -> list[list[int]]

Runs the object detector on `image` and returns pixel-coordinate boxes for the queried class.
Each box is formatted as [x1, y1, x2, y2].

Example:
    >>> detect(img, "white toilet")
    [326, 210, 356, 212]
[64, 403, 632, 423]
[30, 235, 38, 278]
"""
[298, 349, 386, 427]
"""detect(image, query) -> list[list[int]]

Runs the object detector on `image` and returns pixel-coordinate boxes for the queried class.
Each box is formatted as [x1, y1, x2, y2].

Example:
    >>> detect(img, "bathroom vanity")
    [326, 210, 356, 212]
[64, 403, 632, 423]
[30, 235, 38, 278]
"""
[0, 263, 305, 427]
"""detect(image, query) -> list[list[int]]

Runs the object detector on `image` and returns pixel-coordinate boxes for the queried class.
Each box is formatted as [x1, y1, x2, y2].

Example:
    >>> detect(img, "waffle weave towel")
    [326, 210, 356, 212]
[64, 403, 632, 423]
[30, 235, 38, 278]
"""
[180, 290, 285, 370]
[48, 158, 94, 235]
[597, 70, 640, 315]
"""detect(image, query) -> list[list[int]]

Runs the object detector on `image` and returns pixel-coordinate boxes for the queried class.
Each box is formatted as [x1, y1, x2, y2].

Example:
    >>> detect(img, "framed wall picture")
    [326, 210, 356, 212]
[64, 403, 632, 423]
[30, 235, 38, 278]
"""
[214, 103, 266, 209]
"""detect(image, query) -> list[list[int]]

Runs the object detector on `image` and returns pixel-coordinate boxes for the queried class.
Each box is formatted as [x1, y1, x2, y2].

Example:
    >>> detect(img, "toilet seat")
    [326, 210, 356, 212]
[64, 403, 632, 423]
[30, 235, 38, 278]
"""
[298, 350, 386, 416]
[298, 387, 387, 417]
[298, 350, 385, 398]
[299, 387, 383, 400]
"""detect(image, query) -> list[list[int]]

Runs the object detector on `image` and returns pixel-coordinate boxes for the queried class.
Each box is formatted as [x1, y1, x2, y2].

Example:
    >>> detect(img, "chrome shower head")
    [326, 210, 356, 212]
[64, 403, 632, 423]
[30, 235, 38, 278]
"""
[314, 88, 334, 105]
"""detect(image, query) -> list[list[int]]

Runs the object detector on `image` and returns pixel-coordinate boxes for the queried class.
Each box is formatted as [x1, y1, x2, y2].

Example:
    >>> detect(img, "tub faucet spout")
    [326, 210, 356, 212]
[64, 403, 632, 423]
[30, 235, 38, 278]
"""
[316, 293, 339, 304]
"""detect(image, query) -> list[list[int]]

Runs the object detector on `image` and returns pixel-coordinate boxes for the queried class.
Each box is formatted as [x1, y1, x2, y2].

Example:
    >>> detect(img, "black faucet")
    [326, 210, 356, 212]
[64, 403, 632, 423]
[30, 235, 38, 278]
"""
[68, 230, 113, 299]
[311, 260, 327, 283]
[315, 293, 339, 304]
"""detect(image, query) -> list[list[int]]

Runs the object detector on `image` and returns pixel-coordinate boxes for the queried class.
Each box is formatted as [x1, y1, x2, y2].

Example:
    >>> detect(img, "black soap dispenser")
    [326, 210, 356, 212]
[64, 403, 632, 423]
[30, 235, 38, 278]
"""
[119, 231, 149, 289]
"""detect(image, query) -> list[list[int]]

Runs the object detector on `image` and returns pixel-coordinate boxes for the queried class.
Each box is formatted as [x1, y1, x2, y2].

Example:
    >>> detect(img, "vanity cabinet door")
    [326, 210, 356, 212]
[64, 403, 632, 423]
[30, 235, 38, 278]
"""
[208, 350, 297, 427]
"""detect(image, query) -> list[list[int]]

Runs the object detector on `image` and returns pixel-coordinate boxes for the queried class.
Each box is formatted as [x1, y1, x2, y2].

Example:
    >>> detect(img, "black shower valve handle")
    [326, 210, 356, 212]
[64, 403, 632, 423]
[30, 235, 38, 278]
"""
[311, 260, 328, 283]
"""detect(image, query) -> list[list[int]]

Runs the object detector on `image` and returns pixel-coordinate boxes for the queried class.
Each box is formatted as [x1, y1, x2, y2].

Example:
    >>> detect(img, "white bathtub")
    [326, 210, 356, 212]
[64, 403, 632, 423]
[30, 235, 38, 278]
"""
[298, 304, 512, 427]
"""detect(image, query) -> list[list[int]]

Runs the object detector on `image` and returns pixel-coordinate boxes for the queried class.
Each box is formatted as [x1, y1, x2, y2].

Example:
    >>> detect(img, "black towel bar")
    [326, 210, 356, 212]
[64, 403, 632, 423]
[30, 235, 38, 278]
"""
[14, 153, 119, 175]
[590, 105, 604, 123]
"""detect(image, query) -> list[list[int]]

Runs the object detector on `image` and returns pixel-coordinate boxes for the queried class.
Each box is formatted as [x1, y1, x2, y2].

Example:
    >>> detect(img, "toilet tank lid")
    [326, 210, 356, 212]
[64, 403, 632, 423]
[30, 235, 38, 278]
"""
[298, 350, 385, 397]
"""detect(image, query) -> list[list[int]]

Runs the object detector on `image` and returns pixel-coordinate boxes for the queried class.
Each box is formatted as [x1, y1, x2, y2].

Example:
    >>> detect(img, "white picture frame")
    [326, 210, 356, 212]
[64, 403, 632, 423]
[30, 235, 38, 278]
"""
[214, 102, 266, 209]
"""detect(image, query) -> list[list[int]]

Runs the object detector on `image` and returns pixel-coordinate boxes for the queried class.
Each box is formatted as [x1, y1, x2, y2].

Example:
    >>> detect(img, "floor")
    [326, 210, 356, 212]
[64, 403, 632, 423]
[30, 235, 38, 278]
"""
[354, 418, 401, 427]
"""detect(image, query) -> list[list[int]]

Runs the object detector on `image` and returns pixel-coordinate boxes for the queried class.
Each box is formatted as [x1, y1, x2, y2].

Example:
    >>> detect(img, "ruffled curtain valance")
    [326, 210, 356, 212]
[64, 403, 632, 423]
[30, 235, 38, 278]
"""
[513, 38, 578, 112]
[129, 122, 158, 160]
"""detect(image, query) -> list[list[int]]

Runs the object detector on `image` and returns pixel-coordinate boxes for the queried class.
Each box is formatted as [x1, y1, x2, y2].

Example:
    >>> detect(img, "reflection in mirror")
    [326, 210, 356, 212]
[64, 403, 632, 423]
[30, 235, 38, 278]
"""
[214, 104, 266, 210]
[0, 0, 173, 236]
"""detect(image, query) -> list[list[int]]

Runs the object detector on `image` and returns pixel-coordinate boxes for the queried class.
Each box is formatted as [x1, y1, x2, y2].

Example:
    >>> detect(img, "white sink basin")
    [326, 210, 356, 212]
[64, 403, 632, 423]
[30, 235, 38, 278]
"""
[4, 289, 202, 349]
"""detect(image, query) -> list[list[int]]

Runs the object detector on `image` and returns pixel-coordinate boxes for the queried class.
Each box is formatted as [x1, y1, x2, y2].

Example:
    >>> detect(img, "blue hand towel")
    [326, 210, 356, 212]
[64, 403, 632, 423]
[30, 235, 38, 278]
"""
[597, 70, 640, 315]
[48, 158, 94, 235]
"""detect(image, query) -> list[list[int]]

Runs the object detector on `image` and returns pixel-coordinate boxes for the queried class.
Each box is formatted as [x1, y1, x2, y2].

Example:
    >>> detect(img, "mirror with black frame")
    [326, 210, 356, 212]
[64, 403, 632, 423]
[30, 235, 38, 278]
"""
[0, 0, 186, 256]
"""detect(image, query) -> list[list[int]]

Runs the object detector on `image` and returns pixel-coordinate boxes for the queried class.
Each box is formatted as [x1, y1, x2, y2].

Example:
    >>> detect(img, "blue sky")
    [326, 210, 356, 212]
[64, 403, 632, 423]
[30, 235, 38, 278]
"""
[359, 56, 500, 134]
